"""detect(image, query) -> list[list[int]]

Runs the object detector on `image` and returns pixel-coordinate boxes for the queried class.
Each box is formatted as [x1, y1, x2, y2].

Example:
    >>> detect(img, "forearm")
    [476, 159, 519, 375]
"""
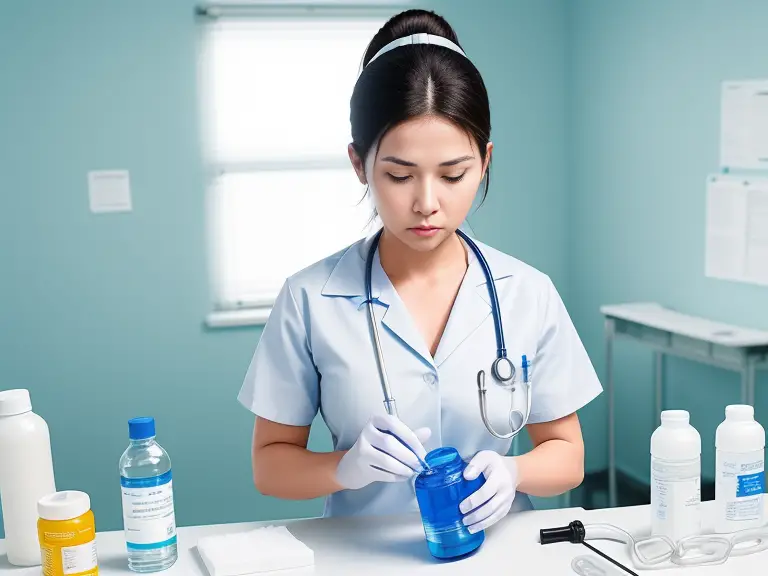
[253, 443, 347, 500]
[510, 438, 584, 497]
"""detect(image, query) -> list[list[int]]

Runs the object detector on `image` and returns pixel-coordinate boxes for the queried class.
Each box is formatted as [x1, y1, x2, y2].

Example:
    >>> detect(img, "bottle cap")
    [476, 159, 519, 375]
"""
[128, 416, 156, 440]
[38, 491, 91, 521]
[0, 389, 32, 417]
[660, 409, 690, 426]
[651, 409, 701, 459]
[725, 405, 754, 422]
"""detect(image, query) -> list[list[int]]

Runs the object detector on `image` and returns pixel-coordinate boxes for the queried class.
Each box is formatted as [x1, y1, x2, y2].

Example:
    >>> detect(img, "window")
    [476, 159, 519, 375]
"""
[198, 7, 390, 326]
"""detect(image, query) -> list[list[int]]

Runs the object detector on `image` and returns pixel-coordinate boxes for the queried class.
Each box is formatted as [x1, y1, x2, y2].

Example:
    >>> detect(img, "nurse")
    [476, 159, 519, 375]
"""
[238, 9, 603, 534]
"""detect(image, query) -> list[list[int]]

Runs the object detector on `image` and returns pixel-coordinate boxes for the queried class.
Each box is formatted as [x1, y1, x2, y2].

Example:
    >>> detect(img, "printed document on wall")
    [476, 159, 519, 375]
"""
[720, 80, 768, 170]
[706, 175, 768, 286]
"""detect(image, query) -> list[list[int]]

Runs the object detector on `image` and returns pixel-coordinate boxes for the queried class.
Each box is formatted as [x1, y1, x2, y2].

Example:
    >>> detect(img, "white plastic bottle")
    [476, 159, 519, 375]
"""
[0, 389, 57, 566]
[650, 410, 701, 543]
[715, 404, 765, 533]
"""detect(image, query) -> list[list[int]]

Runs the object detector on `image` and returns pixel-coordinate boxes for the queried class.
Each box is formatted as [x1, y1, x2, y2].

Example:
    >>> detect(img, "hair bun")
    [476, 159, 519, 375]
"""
[363, 9, 462, 67]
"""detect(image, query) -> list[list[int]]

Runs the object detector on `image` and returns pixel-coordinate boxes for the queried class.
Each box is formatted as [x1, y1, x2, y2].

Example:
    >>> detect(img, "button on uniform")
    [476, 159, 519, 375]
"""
[423, 373, 437, 386]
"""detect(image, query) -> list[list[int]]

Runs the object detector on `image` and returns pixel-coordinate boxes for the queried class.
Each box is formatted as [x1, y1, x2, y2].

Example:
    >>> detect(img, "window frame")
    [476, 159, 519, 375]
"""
[196, 3, 403, 328]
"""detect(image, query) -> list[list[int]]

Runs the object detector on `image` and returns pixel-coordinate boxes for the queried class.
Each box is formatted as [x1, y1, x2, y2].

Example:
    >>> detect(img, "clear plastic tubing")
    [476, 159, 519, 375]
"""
[414, 447, 486, 559]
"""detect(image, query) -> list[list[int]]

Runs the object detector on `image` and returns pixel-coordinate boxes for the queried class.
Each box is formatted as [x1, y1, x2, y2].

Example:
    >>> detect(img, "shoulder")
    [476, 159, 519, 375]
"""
[280, 237, 366, 304]
[472, 238, 556, 292]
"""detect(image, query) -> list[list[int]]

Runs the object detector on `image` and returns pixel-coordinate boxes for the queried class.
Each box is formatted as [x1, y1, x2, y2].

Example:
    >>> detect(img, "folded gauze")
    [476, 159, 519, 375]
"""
[197, 525, 314, 575]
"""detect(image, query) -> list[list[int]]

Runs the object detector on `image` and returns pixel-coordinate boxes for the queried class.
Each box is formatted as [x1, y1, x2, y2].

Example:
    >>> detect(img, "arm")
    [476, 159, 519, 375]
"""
[251, 414, 431, 499]
[251, 416, 347, 500]
[512, 412, 585, 497]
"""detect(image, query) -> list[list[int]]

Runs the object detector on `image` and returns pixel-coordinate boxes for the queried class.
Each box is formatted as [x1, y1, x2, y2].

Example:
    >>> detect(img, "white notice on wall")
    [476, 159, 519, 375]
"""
[88, 170, 132, 213]
[720, 80, 768, 170]
[706, 175, 768, 286]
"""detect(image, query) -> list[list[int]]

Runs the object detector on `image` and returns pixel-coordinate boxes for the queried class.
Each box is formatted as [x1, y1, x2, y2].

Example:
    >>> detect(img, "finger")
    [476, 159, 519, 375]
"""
[463, 452, 493, 481]
[361, 440, 417, 478]
[459, 476, 498, 514]
[414, 427, 432, 445]
[368, 463, 414, 483]
[466, 505, 509, 534]
[372, 415, 428, 460]
[461, 496, 499, 528]
[369, 430, 423, 472]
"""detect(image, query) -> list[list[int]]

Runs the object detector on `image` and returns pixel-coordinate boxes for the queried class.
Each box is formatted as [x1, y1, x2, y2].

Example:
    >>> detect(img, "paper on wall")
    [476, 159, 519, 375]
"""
[705, 174, 768, 287]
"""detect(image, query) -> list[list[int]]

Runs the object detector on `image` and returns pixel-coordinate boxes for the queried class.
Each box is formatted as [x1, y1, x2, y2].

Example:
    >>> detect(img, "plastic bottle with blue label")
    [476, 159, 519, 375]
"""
[715, 405, 765, 533]
[119, 417, 178, 572]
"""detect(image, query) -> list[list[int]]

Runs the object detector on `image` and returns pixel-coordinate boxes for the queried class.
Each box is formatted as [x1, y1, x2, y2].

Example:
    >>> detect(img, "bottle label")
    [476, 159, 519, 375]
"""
[717, 450, 764, 522]
[651, 474, 701, 542]
[41, 540, 98, 576]
[121, 470, 177, 549]
[62, 540, 98, 575]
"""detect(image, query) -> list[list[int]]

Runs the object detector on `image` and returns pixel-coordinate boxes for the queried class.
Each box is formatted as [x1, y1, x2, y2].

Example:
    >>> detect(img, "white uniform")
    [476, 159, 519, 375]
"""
[238, 231, 603, 517]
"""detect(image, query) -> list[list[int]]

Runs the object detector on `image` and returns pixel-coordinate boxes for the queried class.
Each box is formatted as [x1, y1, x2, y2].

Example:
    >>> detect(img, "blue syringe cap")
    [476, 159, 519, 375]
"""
[128, 416, 156, 440]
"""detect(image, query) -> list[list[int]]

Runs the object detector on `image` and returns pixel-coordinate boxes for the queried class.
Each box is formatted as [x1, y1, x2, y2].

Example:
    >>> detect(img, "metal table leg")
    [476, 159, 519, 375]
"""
[606, 318, 617, 508]
[740, 352, 750, 405]
[654, 352, 664, 427]
[746, 355, 757, 406]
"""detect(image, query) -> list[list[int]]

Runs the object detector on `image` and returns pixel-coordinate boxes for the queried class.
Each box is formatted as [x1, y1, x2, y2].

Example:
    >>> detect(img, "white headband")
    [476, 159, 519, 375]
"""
[366, 33, 467, 67]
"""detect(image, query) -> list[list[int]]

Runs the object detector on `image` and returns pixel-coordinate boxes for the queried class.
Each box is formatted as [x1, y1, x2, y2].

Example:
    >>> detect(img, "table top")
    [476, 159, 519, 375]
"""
[601, 302, 768, 348]
[3, 499, 767, 575]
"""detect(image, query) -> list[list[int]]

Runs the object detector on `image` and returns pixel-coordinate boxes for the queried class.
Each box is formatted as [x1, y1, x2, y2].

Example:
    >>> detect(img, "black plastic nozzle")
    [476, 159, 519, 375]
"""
[539, 520, 585, 545]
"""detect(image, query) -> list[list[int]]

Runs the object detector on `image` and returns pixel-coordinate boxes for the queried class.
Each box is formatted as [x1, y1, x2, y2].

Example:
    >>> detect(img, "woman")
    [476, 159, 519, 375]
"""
[238, 9, 602, 535]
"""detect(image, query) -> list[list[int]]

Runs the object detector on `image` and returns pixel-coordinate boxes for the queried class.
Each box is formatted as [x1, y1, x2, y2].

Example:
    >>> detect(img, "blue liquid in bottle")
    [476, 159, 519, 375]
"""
[415, 447, 486, 559]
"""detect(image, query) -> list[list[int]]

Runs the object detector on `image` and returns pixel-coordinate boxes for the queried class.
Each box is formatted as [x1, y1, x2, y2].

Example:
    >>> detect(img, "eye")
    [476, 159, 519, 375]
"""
[386, 173, 412, 183]
[443, 172, 467, 183]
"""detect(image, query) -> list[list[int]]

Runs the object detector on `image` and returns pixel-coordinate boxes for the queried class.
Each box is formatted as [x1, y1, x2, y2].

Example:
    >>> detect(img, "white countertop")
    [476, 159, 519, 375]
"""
[2, 500, 766, 575]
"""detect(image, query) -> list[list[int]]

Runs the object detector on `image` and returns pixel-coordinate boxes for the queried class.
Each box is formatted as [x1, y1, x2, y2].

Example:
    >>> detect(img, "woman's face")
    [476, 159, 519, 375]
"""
[349, 115, 492, 253]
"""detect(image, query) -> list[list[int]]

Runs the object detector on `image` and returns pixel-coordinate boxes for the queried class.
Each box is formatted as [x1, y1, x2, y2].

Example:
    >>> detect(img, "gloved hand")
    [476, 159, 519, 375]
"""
[335, 414, 431, 491]
[459, 451, 519, 533]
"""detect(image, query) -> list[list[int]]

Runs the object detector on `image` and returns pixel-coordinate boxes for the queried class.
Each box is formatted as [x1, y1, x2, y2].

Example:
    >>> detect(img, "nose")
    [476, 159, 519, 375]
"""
[413, 176, 439, 216]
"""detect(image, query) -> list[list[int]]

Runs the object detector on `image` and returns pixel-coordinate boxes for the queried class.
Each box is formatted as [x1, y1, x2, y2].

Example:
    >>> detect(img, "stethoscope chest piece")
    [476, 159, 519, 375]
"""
[492, 356, 515, 387]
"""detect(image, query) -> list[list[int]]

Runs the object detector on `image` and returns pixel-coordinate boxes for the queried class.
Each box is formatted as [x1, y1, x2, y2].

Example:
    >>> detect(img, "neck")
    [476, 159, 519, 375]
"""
[378, 228, 467, 282]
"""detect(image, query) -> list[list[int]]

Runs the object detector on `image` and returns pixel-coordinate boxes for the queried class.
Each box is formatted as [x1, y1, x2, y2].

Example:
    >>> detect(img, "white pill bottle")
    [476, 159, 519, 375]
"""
[715, 404, 765, 533]
[650, 410, 702, 543]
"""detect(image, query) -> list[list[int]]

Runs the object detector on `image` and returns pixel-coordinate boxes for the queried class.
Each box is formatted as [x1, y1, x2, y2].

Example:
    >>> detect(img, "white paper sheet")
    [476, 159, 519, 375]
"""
[705, 175, 768, 286]
[88, 170, 132, 213]
[720, 80, 768, 169]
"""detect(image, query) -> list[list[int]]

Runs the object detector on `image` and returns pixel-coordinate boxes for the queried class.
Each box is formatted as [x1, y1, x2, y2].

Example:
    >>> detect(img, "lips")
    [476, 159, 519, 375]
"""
[409, 226, 441, 237]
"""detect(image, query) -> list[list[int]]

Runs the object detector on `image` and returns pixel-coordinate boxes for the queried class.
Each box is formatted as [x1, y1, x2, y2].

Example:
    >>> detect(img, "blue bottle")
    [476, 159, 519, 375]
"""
[119, 417, 178, 572]
[415, 447, 486, 559]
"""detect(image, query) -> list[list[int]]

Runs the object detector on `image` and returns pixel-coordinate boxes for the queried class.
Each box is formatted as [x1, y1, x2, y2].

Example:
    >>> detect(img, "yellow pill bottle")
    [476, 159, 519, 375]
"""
[37, 491, 99, 576]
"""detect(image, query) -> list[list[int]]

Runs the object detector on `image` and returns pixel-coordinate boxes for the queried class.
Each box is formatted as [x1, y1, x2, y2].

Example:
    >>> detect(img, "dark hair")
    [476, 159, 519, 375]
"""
[350, 9, 492, 205]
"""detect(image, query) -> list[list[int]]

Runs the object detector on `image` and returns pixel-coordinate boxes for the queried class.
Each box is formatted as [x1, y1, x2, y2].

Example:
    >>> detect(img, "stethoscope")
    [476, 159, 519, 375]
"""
[364, 227, 532, 440]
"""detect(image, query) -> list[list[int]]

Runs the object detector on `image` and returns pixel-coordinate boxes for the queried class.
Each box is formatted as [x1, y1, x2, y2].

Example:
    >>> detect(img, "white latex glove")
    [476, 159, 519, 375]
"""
[459, 451, 519, 533]
[335, 414, 431, 491]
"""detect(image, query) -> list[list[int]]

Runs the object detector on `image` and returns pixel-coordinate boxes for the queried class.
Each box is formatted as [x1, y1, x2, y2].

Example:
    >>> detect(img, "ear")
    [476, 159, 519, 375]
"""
[483, 142, 493, 175]
[348, 144, 367, 184]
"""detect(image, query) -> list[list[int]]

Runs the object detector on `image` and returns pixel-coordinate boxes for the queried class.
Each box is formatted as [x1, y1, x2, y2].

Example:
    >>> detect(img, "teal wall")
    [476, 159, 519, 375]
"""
[0, 0, 569, 536]
[569, 0, 768, 489]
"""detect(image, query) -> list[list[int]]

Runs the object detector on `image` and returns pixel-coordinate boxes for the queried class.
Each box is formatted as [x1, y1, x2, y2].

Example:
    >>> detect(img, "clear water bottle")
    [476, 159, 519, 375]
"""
[119, 417, 178, 572]
[414, 447, 486, 559]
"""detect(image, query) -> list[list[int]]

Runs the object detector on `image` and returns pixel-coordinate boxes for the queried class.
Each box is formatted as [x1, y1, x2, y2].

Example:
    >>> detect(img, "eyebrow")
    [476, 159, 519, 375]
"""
[380, 155, 475, 167]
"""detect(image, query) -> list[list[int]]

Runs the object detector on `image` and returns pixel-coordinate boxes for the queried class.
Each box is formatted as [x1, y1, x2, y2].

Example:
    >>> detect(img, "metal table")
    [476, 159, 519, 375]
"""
[601, 302, 768, 508]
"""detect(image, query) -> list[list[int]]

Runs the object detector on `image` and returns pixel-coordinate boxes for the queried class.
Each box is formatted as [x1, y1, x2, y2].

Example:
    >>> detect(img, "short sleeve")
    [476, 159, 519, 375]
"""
[527, 276, 603, 424]
[237, 280, 320, 426]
